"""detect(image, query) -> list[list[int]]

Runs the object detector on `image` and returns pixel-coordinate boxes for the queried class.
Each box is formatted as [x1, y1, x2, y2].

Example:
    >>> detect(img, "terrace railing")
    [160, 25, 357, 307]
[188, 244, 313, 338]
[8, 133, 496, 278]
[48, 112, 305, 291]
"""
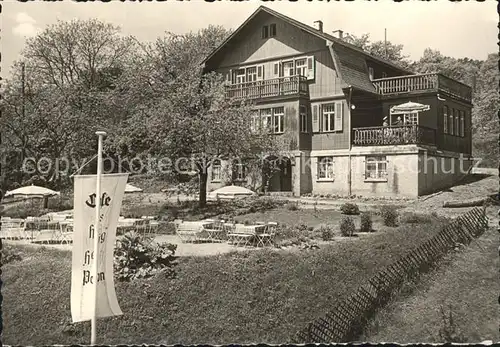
[352, 125, 436, 146]
[372, 73, 472, 102]
[225, 75, 309, 101]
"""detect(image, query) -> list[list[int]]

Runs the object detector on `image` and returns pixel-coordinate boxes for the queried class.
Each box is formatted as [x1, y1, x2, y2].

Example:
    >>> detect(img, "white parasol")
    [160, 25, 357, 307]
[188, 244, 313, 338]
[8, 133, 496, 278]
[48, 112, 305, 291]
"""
[4, 184, 60, 198]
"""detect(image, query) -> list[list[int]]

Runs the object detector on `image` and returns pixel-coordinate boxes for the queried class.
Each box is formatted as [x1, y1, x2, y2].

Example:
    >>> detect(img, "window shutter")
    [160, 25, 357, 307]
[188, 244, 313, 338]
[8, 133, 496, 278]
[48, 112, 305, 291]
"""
[229, 69, 234, 84]
[257, 65, 264, 81]
[334, 102, 343, 131]
[307, 56, 315, 80]
[312, 105, 320, 133]
[443, 106, 448, 134]
[273, 62, 280, 77]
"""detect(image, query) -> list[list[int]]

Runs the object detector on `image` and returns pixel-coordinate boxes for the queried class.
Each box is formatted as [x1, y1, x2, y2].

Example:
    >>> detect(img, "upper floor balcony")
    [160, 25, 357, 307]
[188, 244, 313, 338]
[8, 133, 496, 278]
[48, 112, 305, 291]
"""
[225, 75, 309, 101]
[372, 73, 472, 103]
[352, 125, 437, 147]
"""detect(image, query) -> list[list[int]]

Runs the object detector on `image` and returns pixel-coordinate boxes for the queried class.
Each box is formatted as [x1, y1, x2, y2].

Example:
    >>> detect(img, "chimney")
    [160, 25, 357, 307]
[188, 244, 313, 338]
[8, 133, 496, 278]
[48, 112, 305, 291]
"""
[332, 29, 344, 40]
[313, 20, 323, 33]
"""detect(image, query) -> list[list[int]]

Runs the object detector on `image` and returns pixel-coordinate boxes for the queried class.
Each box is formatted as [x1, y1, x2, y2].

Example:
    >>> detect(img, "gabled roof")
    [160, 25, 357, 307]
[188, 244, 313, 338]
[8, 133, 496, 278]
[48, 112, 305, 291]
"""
[202, 6, 414, 90]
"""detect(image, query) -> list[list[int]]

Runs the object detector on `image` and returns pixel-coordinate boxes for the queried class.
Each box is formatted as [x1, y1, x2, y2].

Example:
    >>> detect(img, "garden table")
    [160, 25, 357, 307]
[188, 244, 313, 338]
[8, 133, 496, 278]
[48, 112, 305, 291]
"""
[227, 224, 267, 247]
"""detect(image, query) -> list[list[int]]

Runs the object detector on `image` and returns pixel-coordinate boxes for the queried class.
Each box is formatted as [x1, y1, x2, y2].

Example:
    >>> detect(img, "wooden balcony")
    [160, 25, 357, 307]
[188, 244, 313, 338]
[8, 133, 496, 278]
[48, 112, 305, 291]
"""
[225, 75, 309, 101]
[372, 73, 472, 103]
[352, 125, 437, 146]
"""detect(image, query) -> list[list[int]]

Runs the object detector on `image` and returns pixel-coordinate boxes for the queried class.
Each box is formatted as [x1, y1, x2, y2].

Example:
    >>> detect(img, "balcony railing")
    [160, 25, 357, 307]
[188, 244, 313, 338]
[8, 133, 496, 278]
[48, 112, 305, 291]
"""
[225, 75, 309, 100]
[372, 73, 472, 102]
[352, 125, 436, 146]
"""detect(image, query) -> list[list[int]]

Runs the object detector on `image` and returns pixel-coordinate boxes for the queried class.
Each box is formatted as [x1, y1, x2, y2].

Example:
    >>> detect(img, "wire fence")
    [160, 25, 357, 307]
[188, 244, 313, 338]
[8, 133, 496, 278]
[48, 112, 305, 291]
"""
[295, 207, 489, 343]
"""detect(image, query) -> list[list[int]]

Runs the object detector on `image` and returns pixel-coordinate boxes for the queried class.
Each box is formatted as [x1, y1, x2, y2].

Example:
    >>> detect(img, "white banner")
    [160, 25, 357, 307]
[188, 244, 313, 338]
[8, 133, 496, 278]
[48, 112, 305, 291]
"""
[71, 173, 128, 323]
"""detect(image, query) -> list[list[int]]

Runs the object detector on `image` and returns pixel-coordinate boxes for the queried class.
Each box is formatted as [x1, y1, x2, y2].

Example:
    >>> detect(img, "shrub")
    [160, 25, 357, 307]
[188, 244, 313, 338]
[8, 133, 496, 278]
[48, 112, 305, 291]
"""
[360, 213, 373, 232]
[340, 216, 356, 237]
[401, 213, 433, 224]
[286, 201, 299, 211]
[47, 198, 73, 212]
[340, 202, 360, 215]
[317, 225, 334, 241]
[157, 222, 176, 235]
[380, 205, 399, 227]
[114, 232, 177, 281]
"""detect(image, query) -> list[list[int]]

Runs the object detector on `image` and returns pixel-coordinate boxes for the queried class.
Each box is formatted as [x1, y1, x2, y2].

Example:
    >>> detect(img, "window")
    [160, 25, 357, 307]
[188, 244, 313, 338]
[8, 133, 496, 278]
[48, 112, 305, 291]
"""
[454, 110, 459, 136]
[270, 23, 277, 37]
[403, 113, 418, 125]
[273, 107, 284, 133]
[460, 111, 465, 137]
[322, 104, 336, 132]
[368, 67, 374, 80]
[272, 56, 315, 80]
[235, 69, 246, 84]
[260, 108, 273, 133]
[233, 163, 247, 181]
[443, 106, 448, 134]
[211, 160, 222, 182]
[250, 112, 260, 133]
[231, 65, 264, 84]
[300, 105, 308, 133]
[448, 109, 454, 135]
[282, 61, 294, 77]
[365, 156, 388, 181]
[259, 107, 285, 134]
[382, 72, 388, 78]
[317, 157, 334, 180]
[295, 58, 307, 77]
[262, 25, 269, 39]
[246, 66, 257, 82]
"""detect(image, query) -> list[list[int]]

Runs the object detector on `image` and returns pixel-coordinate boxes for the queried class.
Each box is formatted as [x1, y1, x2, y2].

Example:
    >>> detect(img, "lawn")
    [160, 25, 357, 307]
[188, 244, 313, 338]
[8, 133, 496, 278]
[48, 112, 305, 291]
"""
[233, 206, 386, 230]
[2, 215, 448, 345]
[360, 223, 498, 343]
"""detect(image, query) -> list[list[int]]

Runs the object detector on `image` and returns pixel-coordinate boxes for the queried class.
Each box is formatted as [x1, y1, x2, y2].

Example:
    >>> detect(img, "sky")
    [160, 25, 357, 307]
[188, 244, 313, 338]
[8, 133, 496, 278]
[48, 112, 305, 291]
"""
[2, 0, 497, 77]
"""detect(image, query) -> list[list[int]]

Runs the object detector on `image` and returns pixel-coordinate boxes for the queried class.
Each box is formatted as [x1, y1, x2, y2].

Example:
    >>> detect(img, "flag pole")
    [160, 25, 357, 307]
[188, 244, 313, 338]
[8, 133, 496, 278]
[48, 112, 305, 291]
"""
[91, 131, 106, 345]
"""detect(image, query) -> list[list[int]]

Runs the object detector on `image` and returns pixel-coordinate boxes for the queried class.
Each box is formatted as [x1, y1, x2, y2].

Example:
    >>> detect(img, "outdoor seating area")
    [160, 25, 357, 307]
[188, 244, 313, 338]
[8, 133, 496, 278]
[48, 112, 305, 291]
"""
[174, 219, 278, 247]
[1, 213, 161, 244]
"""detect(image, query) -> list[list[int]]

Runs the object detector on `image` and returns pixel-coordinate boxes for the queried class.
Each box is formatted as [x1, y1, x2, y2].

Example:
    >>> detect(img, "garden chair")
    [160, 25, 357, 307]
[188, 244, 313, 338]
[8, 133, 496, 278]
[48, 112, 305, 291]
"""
[227, 224, 255, 247]
[256, 222, 278, 247]
[175, 221, 205, 243]
[34, 219, 60, 244]
[59, 224, 73, 244]
[1, 218, 26, 240]
[203, 219, 226, 242]
[33, 228, 55, 244]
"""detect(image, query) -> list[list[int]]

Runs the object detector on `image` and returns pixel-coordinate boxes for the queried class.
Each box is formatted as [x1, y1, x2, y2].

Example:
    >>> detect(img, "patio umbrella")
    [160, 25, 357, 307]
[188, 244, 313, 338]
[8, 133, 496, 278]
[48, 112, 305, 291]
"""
[207, 185, 257, 200]
[4, 184, 60, 208]
[390, 101, 430, 114]
[125, 183, 143, 193]
[4, 184, 60, 198]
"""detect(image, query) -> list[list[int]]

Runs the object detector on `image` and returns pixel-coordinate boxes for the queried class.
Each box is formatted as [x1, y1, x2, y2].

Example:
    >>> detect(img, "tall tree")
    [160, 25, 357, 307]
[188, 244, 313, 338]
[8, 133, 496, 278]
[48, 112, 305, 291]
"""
[1, 19, 136, 188]
[343, 33, 410, 68]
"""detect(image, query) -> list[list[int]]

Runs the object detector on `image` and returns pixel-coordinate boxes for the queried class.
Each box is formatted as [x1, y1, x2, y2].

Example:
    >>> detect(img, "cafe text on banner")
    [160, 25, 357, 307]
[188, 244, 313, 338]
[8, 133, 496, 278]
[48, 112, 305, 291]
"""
[71, 173, 128, 323]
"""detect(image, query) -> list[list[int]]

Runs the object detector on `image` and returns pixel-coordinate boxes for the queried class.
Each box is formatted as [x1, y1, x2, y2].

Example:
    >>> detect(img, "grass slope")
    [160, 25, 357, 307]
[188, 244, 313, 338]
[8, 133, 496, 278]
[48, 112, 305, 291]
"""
[2, 219, 446, 345]
[361, 225, 498, 342]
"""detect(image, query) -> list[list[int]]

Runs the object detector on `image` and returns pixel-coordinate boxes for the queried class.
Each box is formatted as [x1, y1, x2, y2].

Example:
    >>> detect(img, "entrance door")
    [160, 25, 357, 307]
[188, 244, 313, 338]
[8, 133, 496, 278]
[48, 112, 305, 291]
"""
[263, 156, 292, 192]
